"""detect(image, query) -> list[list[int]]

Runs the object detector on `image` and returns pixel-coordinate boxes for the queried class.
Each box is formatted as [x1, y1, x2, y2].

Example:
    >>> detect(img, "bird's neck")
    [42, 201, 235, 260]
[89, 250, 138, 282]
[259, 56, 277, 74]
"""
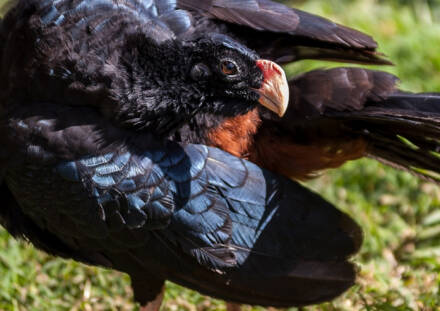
[203, 108, 261, 158]
[164, 108, 261, 158]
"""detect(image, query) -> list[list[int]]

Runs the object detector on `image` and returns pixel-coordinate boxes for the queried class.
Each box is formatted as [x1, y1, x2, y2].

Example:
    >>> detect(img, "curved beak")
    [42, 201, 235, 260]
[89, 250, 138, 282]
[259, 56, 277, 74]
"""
[255, 59, 289, 117]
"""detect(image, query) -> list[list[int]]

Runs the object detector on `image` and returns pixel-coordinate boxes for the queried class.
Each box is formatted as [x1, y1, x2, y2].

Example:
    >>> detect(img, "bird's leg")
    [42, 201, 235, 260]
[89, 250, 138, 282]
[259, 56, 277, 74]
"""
[139, 288, 164, 311]
[226, 302, 241, 311]
[131, 276, 165, 311]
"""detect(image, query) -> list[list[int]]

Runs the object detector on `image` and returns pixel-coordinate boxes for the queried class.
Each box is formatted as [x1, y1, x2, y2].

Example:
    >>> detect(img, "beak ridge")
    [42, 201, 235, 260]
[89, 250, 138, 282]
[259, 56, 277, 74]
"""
[255, 59, 289, 117]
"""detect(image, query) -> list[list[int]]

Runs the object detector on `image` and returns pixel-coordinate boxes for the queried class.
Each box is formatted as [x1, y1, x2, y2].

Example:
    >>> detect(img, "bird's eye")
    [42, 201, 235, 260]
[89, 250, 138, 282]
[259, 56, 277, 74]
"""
[220, 60, 239, 76]
[190, 63, 211, 81]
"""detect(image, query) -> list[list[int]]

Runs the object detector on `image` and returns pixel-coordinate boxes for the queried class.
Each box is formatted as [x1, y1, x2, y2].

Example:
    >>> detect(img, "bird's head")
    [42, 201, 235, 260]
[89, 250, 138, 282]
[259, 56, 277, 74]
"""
[185, 34, 289, 118]
[113, 32, 289, 136]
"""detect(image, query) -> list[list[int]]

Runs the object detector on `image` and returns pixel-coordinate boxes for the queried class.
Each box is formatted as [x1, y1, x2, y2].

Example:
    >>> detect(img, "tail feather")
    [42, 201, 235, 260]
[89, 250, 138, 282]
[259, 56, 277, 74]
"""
[259, 68, 440, 181]
[334, 92, 440, 182]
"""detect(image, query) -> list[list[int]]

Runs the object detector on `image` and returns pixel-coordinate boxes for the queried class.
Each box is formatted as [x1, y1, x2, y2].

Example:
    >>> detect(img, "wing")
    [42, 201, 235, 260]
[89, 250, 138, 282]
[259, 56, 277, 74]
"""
[251, 67, 440, 182]
[286, 67, 399, 119]
[60, 145, 363, 306]
[177, 0, 390, 64]
[4, 102, 361, 307]
[2, 0, 192, 37]
[0, 0, 388, 102]
[0, 0, 196, 111]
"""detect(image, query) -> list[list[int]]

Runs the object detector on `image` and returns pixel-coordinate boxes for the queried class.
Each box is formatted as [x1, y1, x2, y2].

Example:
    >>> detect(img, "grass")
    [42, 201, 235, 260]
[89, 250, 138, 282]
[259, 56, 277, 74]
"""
[1, 0, 440, 310]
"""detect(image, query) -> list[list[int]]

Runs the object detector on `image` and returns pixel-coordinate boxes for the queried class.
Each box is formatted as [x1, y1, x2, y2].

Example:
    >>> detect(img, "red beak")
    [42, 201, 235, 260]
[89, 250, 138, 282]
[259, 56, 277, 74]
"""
[255, 59, 289, 117]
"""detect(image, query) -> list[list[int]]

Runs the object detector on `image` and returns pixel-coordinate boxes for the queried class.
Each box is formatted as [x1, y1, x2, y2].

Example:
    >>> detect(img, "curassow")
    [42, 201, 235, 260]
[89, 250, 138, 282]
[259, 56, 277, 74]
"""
[0, 0, 439, 310]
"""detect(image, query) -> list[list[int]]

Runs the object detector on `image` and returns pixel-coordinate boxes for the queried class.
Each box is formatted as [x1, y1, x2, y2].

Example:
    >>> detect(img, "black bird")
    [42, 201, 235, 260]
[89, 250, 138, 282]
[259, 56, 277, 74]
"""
[0, 0, 439, 310]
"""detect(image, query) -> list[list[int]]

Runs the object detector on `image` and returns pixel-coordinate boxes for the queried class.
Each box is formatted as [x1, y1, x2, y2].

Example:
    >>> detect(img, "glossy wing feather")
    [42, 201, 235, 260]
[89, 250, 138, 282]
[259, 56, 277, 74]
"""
[2, 100, 361, 307]
[254, 67, 440, 182]
[177, 0, 389, 64]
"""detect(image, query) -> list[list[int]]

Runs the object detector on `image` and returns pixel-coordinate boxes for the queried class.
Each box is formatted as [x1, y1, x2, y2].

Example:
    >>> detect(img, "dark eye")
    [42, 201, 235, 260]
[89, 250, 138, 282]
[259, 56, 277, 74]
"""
[220, 59, 238, 76]
[190, 63, 211, 81]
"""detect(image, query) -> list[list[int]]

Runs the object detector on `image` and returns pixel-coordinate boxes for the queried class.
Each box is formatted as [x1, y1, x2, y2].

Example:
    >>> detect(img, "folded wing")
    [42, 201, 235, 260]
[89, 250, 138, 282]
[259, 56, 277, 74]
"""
[178, 0, 389, 64]
[251, 67, 440, 182]
[3, 102, 361, 307]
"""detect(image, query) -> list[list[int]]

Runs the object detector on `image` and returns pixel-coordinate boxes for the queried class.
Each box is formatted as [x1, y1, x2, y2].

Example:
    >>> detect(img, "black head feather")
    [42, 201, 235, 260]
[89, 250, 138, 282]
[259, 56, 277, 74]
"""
[110, 32, 264, 136]
[0, 0, 264, 140]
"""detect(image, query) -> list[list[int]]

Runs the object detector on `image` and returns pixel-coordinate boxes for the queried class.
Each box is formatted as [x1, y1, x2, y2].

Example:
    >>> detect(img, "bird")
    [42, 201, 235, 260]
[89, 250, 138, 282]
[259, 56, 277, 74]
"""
[0, 0, 439, 311]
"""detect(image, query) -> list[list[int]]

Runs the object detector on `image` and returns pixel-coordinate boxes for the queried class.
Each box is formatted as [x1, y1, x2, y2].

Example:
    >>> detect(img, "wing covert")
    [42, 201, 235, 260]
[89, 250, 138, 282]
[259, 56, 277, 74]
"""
[4, 104, 362, 305]
[50, 141, 361, 271]
[178, 0, 389, 64]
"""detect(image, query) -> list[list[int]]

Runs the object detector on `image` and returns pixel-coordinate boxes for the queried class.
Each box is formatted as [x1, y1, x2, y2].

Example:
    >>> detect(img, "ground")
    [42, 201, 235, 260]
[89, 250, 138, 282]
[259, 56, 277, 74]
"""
[0, 0, 439, 310]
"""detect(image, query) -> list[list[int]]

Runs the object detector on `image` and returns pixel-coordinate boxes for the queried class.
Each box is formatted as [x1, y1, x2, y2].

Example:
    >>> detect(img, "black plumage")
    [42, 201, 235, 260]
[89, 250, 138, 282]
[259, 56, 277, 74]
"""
[0, 0, 364, 309]
[251, 68, 440, 181]
[178, 0, 389, 64]
[0, 0, 439, 310]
